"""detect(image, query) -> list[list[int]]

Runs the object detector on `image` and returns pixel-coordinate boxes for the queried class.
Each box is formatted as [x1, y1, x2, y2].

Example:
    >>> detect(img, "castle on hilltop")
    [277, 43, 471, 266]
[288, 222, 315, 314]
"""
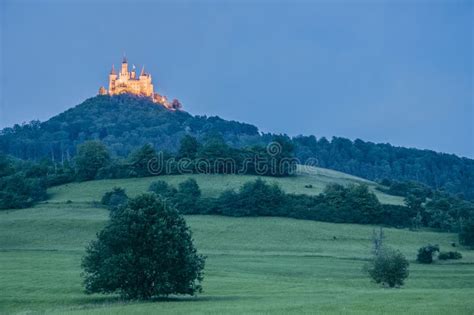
[98, 57, 182, 110]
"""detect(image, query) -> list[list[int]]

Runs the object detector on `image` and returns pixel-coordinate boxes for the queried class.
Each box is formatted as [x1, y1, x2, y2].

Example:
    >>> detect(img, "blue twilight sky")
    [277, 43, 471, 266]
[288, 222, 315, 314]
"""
[1, 0, 473, 157]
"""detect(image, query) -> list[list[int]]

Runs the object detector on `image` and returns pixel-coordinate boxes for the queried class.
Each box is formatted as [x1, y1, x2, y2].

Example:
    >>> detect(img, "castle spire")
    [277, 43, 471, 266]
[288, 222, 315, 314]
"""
[140, 65, 145, 76]
[131, 64, 136, 79]
[110, 64, 116, 75]
[121, 54, 129, 76]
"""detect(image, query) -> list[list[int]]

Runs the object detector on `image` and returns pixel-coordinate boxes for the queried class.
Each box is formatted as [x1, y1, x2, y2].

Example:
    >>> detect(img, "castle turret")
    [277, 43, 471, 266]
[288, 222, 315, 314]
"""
[110, 64, 116, 75]
[131, 64, 136, 79]
[98, 86, 107, 95]
[109, 65, 117, 93]
[121, 56, 129, 78]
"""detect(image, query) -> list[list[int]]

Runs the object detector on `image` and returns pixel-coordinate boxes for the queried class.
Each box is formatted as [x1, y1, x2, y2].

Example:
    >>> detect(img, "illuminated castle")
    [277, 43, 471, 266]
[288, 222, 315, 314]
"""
[98, 57, 182, 110]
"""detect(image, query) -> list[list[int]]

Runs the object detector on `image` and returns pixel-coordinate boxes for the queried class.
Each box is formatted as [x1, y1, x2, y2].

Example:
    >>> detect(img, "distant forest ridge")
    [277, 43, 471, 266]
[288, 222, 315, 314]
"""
[1, 94, 473, 199]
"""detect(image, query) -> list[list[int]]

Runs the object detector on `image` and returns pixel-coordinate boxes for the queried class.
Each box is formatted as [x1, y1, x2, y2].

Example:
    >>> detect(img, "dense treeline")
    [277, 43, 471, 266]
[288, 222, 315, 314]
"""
[0, 134, 295, 209]
[375, 178, 474, 232]
[1, 94, 473, 199]
[0, 155, 74, 209]
[78, 135, 296, 180]
[292, 136, 474, 200]
[103, 178, 474, 248]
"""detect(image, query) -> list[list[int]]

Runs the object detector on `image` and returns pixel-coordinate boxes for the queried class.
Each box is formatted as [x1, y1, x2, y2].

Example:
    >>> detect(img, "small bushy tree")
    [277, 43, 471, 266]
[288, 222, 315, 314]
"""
[459, 218, 474, 249]
[218, 179, 287, 216]
[0, 154, 14, 177]
[438, 251, 462, 260]
[367, 247, 409, 288]
[148, 180, 177, 199]
[0, 174, 48, 209]
[416, 244, 439, 264]
[127, 144, 157, 177]
[101, 187, 128, 211]
[175, 178, 202, 214]
[405, 194, 425, 221]
[177, 135, 200, 159]
[82, 194, 205, 300]
[346, 184, 383, 224]
[75, 141, 110, 181]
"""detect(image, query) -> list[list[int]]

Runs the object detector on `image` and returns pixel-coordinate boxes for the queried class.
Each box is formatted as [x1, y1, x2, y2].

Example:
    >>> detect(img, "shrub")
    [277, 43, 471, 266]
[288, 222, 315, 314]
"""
[345, 184, 383, 224]
[0, 174, 47, 209]
[148, 180, 177, 199]
[320, 184, 383, 224]
[367, 247, 410, 288]
[127, 144, 158, 177]
[215, 190, 242, 216]
[450, 251, 462, 260]
[82, 194, 205, 300]
[438, 251, 462, 260]
[380, 204, 417, 228]
[175, 179, 202, 214]
[417, 244, 440, 264]
[217, 179, 287, 217]
[459, 218, 474, 249]
[101, 187, 128, 210]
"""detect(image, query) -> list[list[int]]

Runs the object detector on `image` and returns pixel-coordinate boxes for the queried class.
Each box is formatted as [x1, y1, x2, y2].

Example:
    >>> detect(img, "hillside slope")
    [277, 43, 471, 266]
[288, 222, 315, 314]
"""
[1, 94, 472, 198]
[48, 165, 405, 205]
[0, 94, 261, 159]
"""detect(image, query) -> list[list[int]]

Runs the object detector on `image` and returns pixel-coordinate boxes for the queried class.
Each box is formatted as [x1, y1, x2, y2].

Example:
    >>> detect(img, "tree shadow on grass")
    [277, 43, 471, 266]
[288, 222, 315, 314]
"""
[151, 295, 247, 303]
[66, 294, 249, 312]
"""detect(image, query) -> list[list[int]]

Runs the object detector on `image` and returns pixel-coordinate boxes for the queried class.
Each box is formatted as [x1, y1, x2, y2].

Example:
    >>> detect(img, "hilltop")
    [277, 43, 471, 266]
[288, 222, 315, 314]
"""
[0, 94, 260, 159]
[1, 94, 473, 198]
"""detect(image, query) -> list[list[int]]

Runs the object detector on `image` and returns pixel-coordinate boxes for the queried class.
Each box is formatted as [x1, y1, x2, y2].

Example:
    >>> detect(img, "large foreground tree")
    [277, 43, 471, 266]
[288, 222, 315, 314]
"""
[82, 194, 205, 300]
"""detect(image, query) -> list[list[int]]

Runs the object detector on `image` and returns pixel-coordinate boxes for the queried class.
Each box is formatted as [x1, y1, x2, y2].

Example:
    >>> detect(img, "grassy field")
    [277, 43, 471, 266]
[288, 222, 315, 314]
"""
[1, 203, 473, 314]
[1, 170, 473, 314]
[47, 166, 405, 205]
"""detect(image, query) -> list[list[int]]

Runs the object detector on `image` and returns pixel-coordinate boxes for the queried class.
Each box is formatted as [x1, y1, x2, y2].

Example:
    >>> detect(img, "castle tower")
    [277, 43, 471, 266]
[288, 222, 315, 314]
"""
[121, 56, 129, 78]
[108, 65, 117, 94]
[98, 86, 107, 95]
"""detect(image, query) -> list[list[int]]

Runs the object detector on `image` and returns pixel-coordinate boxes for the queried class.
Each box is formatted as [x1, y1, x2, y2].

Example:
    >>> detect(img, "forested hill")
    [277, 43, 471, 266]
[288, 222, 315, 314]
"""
[0, 95, 261, 159]
[1, 94, 473, 199]
[293, 136, 474, 199]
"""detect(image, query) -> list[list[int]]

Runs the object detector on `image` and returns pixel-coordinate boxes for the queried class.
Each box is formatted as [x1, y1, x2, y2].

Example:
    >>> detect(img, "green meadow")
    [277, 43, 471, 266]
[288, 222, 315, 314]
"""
[1, 169, 473, 314]
[47, 166, 405, 205]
